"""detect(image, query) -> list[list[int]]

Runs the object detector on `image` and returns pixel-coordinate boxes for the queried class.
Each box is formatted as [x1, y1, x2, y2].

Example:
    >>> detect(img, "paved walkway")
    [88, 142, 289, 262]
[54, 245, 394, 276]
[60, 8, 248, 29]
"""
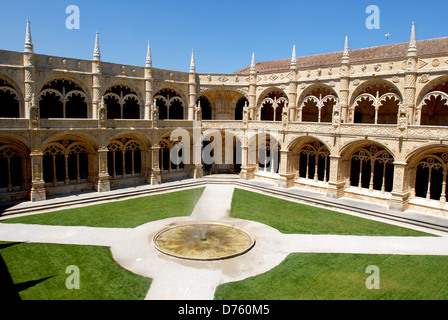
[1, 183, 448, 300]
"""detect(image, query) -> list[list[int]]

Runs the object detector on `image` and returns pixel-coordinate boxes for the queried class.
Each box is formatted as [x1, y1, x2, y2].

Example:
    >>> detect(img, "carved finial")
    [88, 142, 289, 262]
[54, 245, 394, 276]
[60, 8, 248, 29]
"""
[342, 36, 349, 62]
[408, 21, 417, 54]
[24, 20, 34, 53]
[93, 32, 101, 61]
[250, 52, 256, 72]
[290, 45, 297, 68]
[190, 49, 196, 73]
[145, 41, 152, 68]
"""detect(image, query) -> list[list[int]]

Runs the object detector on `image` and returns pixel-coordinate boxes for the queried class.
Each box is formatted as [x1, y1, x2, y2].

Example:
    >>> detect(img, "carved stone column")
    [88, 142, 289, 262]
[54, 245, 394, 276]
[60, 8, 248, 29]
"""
[30, 152, 46, 201]
[405, 23, 418, 125]
[188, 50, 197, 120]
[288, 45, 298, 121]
[144, 71, 154, 120]
[23, 53, 35, 121]
[339, 36, 350, 123]
[248, 53, 257, 120]
[92, 68, 102, 120]
[96, 147, 110, 192]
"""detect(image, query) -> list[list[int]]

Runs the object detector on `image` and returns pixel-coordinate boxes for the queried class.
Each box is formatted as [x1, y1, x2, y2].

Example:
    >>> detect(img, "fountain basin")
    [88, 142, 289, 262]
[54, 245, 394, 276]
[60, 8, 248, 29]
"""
[153, 222, 255, 261]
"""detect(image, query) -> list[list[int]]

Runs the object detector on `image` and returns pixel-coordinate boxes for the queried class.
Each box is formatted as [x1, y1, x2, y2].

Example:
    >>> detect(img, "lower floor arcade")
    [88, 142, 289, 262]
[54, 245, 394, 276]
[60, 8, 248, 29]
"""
[0, 130, 447, 217]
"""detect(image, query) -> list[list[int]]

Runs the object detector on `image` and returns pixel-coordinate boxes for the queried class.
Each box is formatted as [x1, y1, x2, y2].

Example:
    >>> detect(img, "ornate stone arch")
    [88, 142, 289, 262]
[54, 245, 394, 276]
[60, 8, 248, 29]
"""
[415, 76, 448, 126]
[256, 87, 288, 121]
[0, 73, 24, 118]
[38, 77, 90, 119]
[153, 86, 187, 120]
[349, 79, 402, 124]
[0, 138, 31, 192]
[339, 140, 395, 193]
[288, 137, 332, 183]
[103, 83, 142, 120]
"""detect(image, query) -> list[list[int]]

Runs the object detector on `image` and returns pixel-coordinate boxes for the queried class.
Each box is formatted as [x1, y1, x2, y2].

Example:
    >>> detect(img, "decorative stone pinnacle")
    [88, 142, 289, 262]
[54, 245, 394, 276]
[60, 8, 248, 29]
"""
[24, 20, 34, 53]
[93, 32, 101, 61]
[408, 21, 417, 53]
[342, 36, 349, 61]
[190, 49, 196, 73]
[146, 41, 152, 68]
[290, 45, 297, 67]
[250, 52, 256, 72]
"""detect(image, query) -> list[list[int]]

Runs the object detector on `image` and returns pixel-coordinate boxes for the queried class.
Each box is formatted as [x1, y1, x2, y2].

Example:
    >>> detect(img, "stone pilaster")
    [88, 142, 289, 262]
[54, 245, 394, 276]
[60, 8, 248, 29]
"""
[389, 161, 410, 211]
[326, 155, 346, 198]
[339, 36, 350, 123]
[96, 147, 110, 192]
[249, 53, 257, 120]
[405, 22, 418, 125]
[92, 32, 102, 120]
[188, 50, 197, 120]
[278, 149, 295, 188]
[30, 152, 46, 201]
[144, 41, 154, 120]
[288, 45, 298, 121]
[150, 145, 162, 184]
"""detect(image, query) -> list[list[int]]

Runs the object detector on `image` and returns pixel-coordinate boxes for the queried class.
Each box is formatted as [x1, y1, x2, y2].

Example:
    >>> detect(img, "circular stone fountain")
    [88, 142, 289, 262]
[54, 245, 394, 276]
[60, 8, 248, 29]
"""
[153, 222, 255, 261]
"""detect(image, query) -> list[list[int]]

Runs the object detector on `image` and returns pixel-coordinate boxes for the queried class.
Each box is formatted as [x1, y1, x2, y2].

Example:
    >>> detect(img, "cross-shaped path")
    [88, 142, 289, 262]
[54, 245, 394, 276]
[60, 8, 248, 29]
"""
[1, 184, 448, 300]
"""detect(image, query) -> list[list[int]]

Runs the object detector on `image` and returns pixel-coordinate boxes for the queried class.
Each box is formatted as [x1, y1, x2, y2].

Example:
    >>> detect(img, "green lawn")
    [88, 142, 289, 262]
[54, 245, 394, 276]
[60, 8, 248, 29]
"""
[1, 187, 204, 228]
[0, 241, 151, 300]
[230, 189, 433, 236]
[1, 186, 443, 300]
[214, 253, 448, 300]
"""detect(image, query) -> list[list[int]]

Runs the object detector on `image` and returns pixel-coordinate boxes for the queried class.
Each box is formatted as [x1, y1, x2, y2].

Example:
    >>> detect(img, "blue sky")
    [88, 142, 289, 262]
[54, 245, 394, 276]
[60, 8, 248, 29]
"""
[0, 0, 446, 73]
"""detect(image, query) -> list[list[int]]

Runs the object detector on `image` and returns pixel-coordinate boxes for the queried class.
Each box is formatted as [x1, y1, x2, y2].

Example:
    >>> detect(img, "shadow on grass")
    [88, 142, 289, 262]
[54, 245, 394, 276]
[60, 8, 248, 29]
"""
[0, 242, 54, 300]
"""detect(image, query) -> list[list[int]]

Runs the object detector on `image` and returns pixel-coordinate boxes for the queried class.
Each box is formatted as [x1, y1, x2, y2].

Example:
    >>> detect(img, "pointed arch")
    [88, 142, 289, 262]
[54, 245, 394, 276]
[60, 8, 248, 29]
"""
[0, 76, 22, 118]
[297, 84, 338, 123]
[349, 79, 402, 124]
[38, 78, 89, 119]
[103, 84, 142, 119]
[415, 76, 448, 126]
[257, 88, 288, 121]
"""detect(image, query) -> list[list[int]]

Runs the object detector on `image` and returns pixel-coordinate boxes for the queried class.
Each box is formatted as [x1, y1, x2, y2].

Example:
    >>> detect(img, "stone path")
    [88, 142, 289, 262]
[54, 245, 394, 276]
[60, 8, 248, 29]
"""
[0, 183, 448, 300]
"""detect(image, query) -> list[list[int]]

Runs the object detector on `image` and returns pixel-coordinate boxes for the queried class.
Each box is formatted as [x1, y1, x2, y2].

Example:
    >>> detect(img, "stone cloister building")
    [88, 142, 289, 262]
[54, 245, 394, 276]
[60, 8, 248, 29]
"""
[1, 21, 448, 217]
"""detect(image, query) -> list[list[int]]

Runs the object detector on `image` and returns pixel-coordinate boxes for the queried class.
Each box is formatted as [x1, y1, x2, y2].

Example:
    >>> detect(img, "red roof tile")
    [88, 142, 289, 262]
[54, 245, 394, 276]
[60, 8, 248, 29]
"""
[234, 37, 448, 74]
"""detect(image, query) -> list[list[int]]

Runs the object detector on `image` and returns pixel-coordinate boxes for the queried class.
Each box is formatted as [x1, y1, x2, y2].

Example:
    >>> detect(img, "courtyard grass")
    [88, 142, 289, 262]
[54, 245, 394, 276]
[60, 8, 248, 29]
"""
[214, 252, 448, 300]
[0, 187, 205, 228]
[230, 189, 433, 236]
[0, 241, 151, 300]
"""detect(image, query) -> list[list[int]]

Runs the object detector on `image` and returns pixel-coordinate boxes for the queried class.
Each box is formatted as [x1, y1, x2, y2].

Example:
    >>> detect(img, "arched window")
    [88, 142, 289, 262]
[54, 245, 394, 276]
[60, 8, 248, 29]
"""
[300, 87, 338, 123]
[257, 137, 279, 174]
[107, 138, 142, 179]
[0, 144, 27, 191]
[104, 85, 141, 119]
[417, 80, 448, 126]
[67, 143, 89, 183]
[0, 79, 20, 118]
[43, 140, 90, 186]
[351, 82, 401, 124]
[259, 91, 287, 121]
[39, 79, 88, 119]
[414, 153, 448, 204]
[235, 97, 248, 120]
[297, 141, 330, 183]
[197, 96, 212, 120]
[159, 137, 185, 173]
[350, 146, 394, 193]
[154, 88, 185, 120]
[43, 143, 66, 185]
